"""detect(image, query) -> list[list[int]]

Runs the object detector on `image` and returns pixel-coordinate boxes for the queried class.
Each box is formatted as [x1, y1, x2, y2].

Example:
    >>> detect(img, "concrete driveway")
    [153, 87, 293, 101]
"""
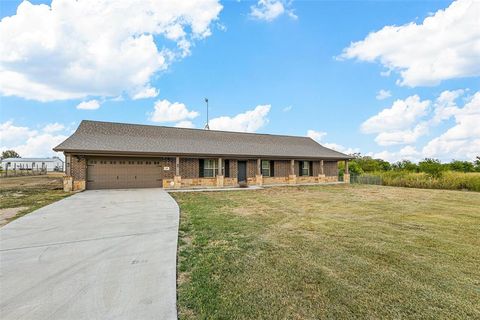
[0, 189, 179, 320]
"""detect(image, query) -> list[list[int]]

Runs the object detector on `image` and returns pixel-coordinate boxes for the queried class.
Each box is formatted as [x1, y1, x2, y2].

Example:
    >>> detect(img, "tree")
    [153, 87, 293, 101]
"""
[1, 150, 20, 160]
[449, 160, 474, 172]
[352, 155, 391, 172]
[392, 160, 419, 172]
[419, 158, 445, 178]
[338, 161, 363, 176]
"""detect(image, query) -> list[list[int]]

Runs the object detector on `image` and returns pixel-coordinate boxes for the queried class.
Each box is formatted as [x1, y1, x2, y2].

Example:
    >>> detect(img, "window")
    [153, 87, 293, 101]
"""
[261, 160, 271, 177]
[301, 161, 310, 176]
[203, 159, 218, 177]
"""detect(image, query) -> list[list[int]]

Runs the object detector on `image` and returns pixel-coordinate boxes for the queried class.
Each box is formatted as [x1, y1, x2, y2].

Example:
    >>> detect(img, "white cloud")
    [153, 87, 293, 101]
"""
[282, 106, 292, 112]
[376, 89, 391, 100]
[0, 121, 67, 157]
[174, 120, 195, 128]
[43, 122, 65, 133]
[209, 105, 271, 132]
[0, 0, 222, 101]
[307, 129, 359, 155]
[323, 143, 360, 156]
[432, 89, 465, 123]
[307, 129, 327, 142]
[372, 146, 421, 163]
[369, 91, 480, 162]
[76, 100, 100, 110]
[423, 92, 480, 160]
[374, 122, 429, 146]
[0, 121, 36, 147]
[150, 99, 199, 123]
[132, 86, 159, 100]
[340, 0, 480, 87]
[361, 95, 430, 134]
[250, 0, 297, 22]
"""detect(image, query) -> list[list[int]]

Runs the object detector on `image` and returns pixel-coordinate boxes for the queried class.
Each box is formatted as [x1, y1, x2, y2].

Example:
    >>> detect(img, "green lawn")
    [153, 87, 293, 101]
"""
[173, 185, 480, 319]
[0, 175, 71, 226]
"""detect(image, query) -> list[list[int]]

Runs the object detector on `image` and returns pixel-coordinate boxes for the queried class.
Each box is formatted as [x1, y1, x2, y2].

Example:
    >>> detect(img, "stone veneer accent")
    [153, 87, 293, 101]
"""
[64, 154, 87, 191]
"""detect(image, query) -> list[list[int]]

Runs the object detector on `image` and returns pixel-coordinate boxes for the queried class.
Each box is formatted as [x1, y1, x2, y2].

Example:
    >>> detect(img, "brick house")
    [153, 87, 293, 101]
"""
[54, 120, 351, 191]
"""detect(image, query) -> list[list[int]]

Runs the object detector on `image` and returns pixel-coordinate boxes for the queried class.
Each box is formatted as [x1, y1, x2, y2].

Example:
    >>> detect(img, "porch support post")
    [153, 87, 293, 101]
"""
[318, 160, 326, 183]
[289, 159, 296, 184]
[344, 160, 350, 184]
[174, 156, 181, 188]
[216, 157, 224, 187]
[256, 158, 263, 185]
[218, 157, 223, 176]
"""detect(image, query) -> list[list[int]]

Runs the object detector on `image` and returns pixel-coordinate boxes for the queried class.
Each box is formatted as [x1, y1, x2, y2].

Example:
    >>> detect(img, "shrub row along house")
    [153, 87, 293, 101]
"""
[54, 120, 351, 191]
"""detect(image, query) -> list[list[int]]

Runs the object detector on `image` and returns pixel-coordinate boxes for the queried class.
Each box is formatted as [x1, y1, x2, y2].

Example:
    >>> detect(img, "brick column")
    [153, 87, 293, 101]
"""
[289, 159, 296, 184]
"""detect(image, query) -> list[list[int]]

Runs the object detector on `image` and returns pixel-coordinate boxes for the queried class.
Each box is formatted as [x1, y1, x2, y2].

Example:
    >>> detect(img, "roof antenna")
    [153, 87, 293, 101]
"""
[204, 98, 210, 130]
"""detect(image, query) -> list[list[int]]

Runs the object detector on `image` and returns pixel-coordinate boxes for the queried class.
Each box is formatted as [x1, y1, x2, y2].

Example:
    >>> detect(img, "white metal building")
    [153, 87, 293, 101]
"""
[1, 157, 64, 172]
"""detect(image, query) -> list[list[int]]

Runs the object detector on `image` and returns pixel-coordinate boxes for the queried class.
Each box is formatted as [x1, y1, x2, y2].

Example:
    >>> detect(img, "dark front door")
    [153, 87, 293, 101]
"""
[237, 161, 247, 183]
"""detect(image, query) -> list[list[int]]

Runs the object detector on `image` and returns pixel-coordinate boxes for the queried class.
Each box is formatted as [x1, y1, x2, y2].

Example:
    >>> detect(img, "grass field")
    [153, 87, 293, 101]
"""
[173, 185, 480, 319]
[0, 175, 71, 226]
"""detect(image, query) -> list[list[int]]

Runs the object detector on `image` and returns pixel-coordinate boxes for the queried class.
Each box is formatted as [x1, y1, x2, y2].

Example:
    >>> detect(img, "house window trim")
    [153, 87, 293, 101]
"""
[301, 161, 310, 176]
[203, 159, 219, 178]
[261, 160, 271, 177]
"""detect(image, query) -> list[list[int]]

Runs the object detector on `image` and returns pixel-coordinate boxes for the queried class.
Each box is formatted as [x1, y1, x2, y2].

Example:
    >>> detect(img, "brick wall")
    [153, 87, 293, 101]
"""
[161, 157, 176, 179]
[324, 161, 338, 177]
[294, 160, 300, 176]
[247, 159, 256, 177]
[229, 160, 238, 178]
[70, 155, 86, 181]
[274, 160, 290, 177]
[180, 158, 199, 178]
[312, 160, 321, 176]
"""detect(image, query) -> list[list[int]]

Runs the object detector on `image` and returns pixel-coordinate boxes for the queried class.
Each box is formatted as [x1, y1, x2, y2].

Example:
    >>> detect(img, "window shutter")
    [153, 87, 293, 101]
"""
[270, 160, 275, 177]
[298, 161, 303, 176]
[224, 160, 230, 178]
[199, 159, 204, 178]
[309, 161, 313, 176]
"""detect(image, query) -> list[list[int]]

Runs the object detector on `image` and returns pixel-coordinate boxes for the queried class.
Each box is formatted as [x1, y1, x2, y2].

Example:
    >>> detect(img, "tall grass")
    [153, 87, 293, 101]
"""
[362, 171, 480, 192]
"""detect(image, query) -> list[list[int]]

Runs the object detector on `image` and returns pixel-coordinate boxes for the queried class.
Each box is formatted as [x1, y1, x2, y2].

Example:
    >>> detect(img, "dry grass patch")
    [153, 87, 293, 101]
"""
[0, 175, 71, 226]
[173, 184, 480, 319]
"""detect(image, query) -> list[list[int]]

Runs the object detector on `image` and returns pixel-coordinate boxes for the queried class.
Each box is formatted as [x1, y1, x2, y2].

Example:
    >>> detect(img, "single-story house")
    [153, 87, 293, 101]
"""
[53, 120, 352, 191]
[1, 157, 64, 172]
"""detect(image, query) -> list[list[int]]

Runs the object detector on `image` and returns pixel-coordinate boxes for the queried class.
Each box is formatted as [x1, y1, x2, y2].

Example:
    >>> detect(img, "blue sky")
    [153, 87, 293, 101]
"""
[0, 0, 478, 162]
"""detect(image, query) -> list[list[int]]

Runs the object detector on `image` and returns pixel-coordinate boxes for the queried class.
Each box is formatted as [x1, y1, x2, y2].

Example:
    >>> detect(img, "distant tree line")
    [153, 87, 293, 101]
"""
[1, 150, 21, 160]
[343, 154, 480, 178]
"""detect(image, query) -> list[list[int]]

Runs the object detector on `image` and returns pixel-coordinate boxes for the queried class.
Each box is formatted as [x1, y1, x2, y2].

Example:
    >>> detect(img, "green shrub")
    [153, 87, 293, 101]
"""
[419, 158, 445, 178]
[369, 171, 480, 192]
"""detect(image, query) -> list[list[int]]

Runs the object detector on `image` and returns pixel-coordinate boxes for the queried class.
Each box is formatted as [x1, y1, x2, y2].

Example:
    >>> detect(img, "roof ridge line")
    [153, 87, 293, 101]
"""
[80, 120, 311, 140]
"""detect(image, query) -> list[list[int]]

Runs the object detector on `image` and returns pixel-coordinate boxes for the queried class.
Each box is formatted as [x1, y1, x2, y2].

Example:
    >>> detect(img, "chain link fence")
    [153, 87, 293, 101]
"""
[350, 174, 383, 185]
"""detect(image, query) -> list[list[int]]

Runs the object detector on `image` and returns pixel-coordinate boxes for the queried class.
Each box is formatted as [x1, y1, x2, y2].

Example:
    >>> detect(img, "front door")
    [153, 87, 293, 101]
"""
[237, 161, 247, 183]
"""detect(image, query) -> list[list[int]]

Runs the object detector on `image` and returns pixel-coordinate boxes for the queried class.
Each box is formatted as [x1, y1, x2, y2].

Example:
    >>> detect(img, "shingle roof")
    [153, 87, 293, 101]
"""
[54, 120, 351, 159]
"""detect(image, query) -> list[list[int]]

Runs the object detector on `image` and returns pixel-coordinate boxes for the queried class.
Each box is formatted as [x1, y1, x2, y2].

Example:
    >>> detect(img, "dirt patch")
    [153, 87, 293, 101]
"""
[0, 207, 28, 226]
[0, 175, 63, 190]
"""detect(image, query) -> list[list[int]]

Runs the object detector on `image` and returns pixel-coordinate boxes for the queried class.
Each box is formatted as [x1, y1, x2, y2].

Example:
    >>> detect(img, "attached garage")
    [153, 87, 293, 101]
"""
[86, 157, 172, 190]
